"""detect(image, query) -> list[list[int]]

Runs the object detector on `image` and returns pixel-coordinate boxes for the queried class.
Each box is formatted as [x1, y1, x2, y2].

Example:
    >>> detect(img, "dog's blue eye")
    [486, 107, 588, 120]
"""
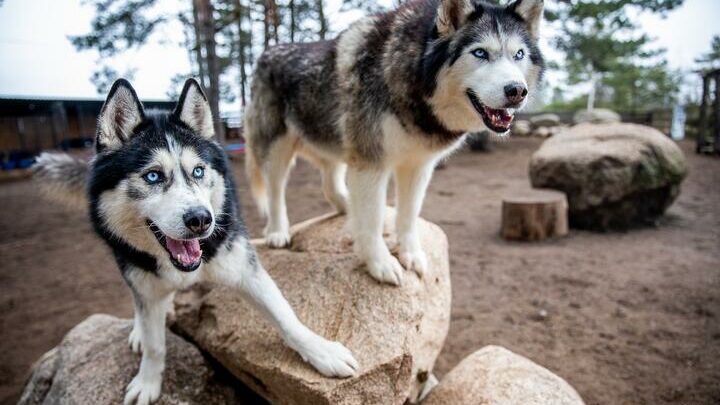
[144, 171, 163, 184]
[514, 49, 525, 61]
[472, 48, 488, 60]
[192, 166, 204, 179]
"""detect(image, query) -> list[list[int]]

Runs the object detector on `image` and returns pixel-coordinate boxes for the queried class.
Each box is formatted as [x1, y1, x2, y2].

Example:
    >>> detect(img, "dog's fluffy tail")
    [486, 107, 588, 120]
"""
[244, 146, 268, 218]
[33, 152, 90, 208]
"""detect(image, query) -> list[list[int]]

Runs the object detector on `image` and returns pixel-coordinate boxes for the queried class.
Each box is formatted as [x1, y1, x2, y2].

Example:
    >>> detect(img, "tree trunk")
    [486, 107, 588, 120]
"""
[501, 188, 568, 241]
[234, 0, 247, 108]
[263, 0, 270, 47]
[246, 1, 254, 65]
[697, 74, 710, 153]
[315, 0, 327, 40]
[587, 70, 597, 112]
[271, 0, 280, 44]
[263, 0, 279, 46]
[289, 0, 296, 43]
[191, 1, 207, 89]
[195, 0, 224, 142]
[714, 73, 720, 154]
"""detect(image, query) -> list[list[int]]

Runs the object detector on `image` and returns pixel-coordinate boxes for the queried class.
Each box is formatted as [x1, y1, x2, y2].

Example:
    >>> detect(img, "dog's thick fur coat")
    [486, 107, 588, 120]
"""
[245, 0, 545, 284]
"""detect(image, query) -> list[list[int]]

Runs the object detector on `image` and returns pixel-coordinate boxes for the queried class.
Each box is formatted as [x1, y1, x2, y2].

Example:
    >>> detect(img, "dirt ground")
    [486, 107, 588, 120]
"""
[0, 138, 718, 405]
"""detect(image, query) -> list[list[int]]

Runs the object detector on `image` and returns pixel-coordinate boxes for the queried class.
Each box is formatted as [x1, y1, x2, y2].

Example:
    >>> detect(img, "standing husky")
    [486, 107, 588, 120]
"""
[245, 0, 544, 285]
[34, 79, 358, 405]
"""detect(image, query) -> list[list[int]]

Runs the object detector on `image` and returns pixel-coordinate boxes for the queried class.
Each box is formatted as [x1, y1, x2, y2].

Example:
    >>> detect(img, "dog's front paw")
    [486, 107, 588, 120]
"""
[265, 230, 291, 248]
[297, 335, 359, 378]
[124, 374, 161, 405]
[366, 252, 405, 286]
[398, 245, 427, 277]
[128, 327, 143, 354]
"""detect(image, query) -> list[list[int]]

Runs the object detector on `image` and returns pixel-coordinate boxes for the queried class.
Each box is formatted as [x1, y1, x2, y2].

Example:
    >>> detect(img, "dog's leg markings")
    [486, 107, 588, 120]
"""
[263, 137, 296, 248]
[208, 243, 359, 377]
[124, 292, 172, 405]
[321, 161, 349, 214]
[394, 161, 436, 276]
[347, 167, 405, 285]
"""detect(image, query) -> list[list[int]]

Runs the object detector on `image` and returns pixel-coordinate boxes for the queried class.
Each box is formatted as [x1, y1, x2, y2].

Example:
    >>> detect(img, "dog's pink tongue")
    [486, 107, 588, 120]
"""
[165, 238, 202, 266]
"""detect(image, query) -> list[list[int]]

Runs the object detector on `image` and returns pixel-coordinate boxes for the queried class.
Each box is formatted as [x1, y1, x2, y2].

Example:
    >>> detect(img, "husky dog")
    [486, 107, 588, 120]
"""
[245, 0, 545, 285]
[34, 79, 358, 405]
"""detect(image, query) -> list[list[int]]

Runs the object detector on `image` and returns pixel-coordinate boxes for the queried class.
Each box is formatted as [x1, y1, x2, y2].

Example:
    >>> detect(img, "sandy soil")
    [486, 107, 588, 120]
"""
[0, 138, 718, 405]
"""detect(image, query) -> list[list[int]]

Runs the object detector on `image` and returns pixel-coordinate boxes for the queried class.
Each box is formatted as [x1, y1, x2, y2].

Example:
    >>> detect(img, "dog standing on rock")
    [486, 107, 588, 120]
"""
[245, 0, 545, 285]
[34, 79, 358, 405]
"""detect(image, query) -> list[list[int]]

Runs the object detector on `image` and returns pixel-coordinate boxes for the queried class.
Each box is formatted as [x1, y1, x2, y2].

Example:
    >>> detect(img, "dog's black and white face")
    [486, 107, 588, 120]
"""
[429, 0, 544, 134]
[90, 79, 228, 272]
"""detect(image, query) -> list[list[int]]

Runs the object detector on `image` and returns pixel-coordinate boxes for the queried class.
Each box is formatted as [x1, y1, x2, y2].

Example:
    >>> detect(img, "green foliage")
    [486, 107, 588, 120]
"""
[548, 0, 684, 111]
[70, 0, 166, 57]
[550, 0, 682, 83]
[695, 35, 720, 70]
[601, 60, 681, 110]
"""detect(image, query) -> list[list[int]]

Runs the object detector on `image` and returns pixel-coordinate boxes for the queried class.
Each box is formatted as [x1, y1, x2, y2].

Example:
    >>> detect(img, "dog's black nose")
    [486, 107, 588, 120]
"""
[183, 207, 212, 235]
[504, 83, 528, 104]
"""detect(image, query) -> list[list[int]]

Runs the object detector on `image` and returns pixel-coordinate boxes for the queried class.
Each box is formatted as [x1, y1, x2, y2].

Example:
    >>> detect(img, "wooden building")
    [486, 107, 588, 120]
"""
[0, 97, 175, 155]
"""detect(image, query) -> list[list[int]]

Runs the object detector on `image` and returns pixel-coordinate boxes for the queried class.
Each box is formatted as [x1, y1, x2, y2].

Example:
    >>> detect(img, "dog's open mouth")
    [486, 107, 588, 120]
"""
[466, 90, 514, 133]
[148, 221, 203, 272]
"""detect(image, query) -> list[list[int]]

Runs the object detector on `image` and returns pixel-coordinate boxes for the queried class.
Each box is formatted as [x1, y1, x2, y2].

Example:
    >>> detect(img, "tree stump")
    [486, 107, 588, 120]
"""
[501, 188, 568, 241]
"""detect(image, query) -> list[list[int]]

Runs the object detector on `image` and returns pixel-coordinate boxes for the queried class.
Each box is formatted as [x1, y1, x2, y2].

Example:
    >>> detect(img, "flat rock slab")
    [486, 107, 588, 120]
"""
[19, 314, 258, 405]
[423, 346, 585, 405]
[173, 210, 451, 405]
[530, 123, 688, 230]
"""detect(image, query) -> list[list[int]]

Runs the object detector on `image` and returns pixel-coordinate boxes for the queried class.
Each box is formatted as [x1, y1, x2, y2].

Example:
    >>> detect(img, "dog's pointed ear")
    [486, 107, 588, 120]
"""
[97, 79, 145, 151]
[509, 0, 544, 38]
[173, 78, 214, 139]
[436, 0, 475, 37]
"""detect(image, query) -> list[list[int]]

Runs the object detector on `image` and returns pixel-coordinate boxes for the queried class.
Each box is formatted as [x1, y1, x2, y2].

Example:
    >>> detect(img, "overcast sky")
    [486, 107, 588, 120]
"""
[0, 0, 718, 108]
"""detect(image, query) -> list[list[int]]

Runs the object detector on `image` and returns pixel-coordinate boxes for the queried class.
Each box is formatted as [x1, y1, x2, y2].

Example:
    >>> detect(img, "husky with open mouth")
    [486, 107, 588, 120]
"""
[245, 0, 545, 285]
[34, 79, 358, 405]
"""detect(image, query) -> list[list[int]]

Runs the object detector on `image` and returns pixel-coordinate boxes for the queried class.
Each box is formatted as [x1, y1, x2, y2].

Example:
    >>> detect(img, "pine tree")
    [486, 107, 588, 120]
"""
[696, 35, 720, 71]
[548, 0, 684, 111]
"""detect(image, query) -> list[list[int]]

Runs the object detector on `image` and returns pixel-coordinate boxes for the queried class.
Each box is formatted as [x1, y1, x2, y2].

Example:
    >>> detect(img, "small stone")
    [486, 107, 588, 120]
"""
[530, 113, 561, 128]
[512, 120, 532, 136]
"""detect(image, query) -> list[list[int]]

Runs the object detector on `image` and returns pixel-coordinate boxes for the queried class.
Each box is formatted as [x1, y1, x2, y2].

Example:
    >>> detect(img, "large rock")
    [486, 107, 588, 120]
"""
[529, 123, 687, 230]
[18, 314, 258, 405]
[173, 210, 451, 405]
[423, 346, 585, 405]
[529, 113, 561, 128]
[573, 108, 621, 124]
[512, 120, 532, 136]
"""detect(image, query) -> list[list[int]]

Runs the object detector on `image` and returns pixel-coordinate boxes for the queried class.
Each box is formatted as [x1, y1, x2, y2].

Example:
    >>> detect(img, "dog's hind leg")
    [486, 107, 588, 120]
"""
[300, 147, 349, 214]
[394, 160, 436, 276]
[347, 166, 405, 285]
[321, 161, 349, 214]
[262, 136, 297, 248]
